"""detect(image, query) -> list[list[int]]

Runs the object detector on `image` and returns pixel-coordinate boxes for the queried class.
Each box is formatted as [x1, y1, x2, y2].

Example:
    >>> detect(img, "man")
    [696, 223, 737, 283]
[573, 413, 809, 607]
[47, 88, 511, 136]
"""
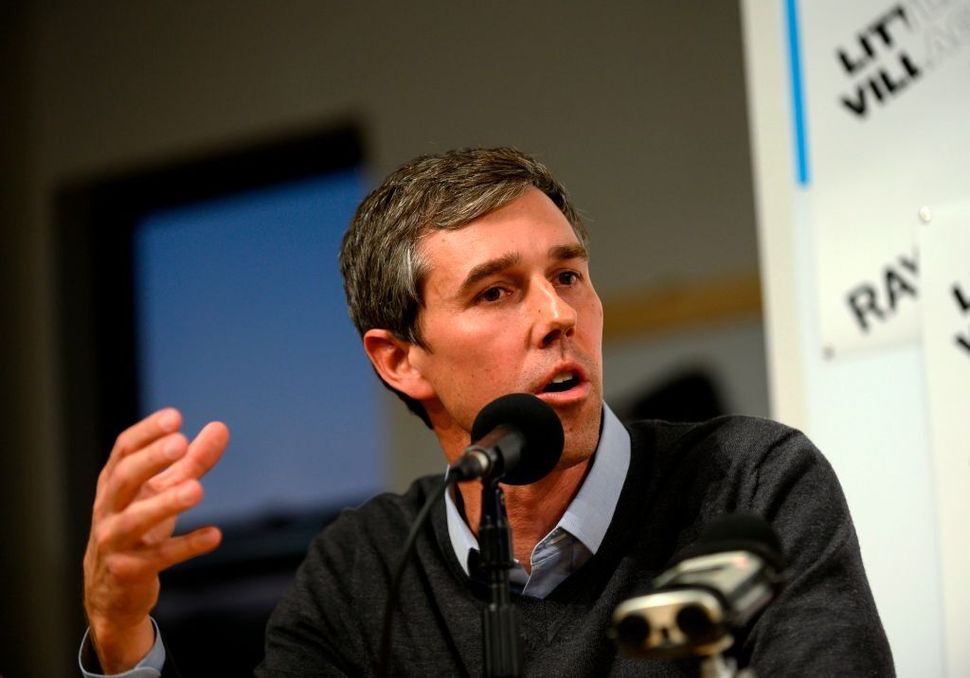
[81, 148, 894, 676]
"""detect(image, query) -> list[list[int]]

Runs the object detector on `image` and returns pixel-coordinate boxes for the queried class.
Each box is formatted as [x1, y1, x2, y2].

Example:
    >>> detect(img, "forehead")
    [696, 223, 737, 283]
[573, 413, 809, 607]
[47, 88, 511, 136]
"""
[418, 188, 583, 284]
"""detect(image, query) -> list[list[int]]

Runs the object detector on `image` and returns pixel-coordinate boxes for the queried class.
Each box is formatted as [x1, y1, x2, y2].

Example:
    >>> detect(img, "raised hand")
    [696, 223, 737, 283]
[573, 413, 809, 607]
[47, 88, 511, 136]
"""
[83, 408, 228, 672]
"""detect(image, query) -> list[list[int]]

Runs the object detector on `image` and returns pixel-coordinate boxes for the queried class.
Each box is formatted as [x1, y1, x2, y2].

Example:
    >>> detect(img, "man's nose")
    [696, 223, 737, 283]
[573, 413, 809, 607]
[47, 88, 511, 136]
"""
[531, 279, 577, 348]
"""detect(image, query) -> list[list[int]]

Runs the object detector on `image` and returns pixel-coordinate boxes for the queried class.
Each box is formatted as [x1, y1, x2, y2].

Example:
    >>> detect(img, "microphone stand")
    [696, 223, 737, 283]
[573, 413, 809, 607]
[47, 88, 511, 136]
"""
[478, 476, 521, 677]
[695, 637, 755, 678]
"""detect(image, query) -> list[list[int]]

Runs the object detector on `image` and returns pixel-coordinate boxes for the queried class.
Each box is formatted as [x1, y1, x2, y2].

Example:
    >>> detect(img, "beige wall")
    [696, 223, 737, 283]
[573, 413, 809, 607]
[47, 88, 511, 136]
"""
[1, 2, 762, 673]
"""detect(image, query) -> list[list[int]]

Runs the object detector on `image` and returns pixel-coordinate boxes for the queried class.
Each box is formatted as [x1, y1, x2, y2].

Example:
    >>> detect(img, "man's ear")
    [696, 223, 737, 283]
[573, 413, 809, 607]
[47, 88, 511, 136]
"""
[362, 329, 435, 401]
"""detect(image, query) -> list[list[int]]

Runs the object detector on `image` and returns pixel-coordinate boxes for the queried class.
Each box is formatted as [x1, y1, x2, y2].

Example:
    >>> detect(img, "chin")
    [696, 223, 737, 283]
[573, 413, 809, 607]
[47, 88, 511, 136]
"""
[557, 402, 602, 462]
[557, 429, 599, 470]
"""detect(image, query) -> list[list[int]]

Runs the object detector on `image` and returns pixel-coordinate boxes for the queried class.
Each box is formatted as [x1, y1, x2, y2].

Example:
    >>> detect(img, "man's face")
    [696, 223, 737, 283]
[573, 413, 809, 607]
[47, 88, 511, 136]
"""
[409, 187, 604, 469]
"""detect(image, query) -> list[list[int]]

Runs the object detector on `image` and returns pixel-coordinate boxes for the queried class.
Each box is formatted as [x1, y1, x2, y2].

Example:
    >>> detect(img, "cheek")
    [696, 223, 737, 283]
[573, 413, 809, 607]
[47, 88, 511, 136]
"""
[578, 302, 604, 348]
[425, 339, 507, 399]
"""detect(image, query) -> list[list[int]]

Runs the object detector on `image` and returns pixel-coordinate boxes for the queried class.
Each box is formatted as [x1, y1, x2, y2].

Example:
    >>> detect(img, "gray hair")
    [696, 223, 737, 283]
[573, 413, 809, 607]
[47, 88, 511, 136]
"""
[339, 146, 587, 426]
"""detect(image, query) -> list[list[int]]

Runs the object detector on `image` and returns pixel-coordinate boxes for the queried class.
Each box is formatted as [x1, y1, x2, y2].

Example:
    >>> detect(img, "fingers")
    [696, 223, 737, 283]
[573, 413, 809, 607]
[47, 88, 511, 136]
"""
[107, 432, 189, 513]
[151, 525, 222, 571]
[102, 479, 203, 551]
[112, 408, 182, 459]
[102, 408, 182, 480]
[97, 525, 222, 584]
[150, 421, 229, 492]
[91, 413, 229, 554]
[94, 419, 228, 552]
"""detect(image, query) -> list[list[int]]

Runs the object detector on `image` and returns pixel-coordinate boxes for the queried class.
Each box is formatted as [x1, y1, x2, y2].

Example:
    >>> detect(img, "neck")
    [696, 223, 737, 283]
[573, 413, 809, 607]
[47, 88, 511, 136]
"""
[456, 458, 592, 573]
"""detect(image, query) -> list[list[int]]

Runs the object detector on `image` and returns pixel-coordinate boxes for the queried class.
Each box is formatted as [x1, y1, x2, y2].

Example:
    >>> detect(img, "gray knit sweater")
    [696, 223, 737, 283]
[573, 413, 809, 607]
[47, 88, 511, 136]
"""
[257, 416, 894, 677]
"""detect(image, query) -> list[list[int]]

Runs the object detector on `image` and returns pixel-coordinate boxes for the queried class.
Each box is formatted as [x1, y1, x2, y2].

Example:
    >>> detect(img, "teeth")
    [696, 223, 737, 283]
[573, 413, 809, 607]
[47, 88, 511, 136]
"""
[541, 370, 580, 394]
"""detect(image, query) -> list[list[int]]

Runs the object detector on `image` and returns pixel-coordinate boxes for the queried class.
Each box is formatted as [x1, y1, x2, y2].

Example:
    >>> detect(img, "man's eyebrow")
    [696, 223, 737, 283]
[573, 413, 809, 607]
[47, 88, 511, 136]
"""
[456, 243, 588, 298]
[549, 243, 589, 262]
[458, 252, 522, 296]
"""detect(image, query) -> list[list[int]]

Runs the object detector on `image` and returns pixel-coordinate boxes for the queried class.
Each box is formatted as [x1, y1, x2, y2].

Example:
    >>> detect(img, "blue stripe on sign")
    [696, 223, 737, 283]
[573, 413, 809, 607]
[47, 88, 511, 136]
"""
[785, 0, 810, 186]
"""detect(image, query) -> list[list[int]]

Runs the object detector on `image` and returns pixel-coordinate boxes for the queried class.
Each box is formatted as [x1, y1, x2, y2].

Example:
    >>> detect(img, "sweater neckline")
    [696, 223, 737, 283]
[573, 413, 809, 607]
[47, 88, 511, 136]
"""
[428, 418, 655, 602]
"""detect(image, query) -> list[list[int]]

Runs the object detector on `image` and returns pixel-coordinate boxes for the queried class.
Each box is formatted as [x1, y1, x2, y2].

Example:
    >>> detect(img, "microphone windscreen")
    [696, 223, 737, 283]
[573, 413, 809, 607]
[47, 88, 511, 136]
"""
[675, 513, 786, 570]
[470, 393, 564, 485]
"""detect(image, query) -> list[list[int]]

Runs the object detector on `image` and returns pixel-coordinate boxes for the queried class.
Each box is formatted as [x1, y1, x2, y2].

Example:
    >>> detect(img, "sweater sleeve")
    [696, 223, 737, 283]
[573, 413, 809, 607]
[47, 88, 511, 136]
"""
[255, 512, 374, 678]
[254, 480, 475, 678]
[736, 423, 894, 677]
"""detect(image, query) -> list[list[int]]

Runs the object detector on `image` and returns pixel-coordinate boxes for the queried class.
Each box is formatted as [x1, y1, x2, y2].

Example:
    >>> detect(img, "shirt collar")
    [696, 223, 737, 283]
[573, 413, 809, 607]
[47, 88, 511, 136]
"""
[444, 402, 631, 576]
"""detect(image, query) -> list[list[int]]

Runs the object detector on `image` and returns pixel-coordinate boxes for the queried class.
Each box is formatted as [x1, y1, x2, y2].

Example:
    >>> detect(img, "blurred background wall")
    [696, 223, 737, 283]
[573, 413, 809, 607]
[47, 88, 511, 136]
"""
[0, 2, 765, 675]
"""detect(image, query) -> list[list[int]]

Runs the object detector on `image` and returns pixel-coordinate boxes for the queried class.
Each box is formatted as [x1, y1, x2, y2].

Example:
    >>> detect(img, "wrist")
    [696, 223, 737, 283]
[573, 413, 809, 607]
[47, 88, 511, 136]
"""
[89, 616, 155, 673]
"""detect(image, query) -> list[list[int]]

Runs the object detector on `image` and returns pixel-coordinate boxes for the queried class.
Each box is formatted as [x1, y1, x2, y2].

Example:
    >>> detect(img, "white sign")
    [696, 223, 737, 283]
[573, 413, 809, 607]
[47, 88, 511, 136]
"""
[918, 204, 970, 675]
[796, 0, 970, 355]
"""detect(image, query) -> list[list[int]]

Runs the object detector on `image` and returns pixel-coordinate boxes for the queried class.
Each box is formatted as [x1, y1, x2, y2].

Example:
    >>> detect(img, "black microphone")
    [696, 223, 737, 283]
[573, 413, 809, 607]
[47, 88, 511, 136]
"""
[449, 393, 564, 486]
[611, 513, 787, 660]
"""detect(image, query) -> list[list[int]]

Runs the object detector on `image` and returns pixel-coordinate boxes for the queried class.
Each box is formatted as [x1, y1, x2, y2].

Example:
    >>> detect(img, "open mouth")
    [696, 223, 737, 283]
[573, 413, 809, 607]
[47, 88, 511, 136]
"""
[541, 371, 581, 394]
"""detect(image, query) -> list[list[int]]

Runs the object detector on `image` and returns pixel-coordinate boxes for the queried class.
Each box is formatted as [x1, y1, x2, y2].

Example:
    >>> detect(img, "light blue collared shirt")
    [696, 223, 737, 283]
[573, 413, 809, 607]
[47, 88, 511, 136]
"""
[79, 618, 166, 678]
[445, 403, 631, 598]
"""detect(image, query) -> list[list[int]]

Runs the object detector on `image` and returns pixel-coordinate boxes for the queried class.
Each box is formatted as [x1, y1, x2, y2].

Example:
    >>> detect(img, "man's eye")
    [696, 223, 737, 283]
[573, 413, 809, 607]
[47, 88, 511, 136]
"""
[478, 286, 507, 303]
[556, 271, 581, 286]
